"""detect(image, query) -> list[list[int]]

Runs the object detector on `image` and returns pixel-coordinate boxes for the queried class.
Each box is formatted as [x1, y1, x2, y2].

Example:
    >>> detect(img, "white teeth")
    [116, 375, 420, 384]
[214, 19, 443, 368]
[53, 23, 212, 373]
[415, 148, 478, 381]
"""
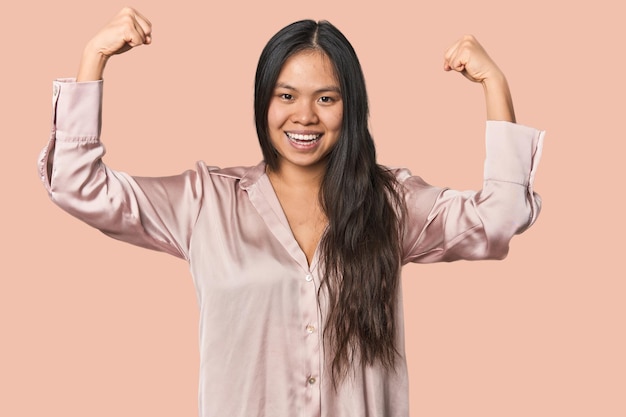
[286, 133, 321, 141]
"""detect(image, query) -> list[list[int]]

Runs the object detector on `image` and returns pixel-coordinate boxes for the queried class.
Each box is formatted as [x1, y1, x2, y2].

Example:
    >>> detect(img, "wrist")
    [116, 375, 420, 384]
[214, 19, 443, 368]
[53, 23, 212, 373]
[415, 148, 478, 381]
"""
[481, 68, 507, 91]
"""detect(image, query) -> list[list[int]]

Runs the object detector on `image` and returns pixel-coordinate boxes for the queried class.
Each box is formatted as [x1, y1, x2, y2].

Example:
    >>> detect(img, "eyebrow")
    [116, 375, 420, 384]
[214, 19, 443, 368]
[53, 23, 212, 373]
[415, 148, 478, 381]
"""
[274, 82, 341, 95]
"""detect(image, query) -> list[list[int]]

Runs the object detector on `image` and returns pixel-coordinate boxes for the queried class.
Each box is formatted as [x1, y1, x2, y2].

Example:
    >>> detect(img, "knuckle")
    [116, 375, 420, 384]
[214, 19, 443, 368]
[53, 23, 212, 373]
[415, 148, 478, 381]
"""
[460, 35, 476, 48]
[119, 14, 135, 27]
[119, 6, 137, 19]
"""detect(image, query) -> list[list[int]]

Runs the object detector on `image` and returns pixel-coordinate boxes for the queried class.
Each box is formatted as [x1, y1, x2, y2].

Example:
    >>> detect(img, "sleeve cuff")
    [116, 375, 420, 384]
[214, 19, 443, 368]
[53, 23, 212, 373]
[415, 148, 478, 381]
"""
[484, 120, 545, 186]
[53, 78, 103, 141]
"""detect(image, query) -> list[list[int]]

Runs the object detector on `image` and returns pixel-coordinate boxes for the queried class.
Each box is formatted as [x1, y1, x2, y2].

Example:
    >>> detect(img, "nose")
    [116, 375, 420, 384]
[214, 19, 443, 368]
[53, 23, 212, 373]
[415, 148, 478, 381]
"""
[292, 100, 319, 125]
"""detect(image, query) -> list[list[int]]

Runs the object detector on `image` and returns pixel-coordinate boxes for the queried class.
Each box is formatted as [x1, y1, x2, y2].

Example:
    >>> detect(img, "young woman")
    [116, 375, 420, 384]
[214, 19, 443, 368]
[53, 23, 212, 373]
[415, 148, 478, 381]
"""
[39, 7, 544, 417]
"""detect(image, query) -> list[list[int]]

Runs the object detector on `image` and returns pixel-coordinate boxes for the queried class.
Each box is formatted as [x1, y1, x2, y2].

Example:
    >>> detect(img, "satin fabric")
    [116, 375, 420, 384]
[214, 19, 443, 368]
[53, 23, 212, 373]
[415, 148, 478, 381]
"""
[39, 79, 544, 417]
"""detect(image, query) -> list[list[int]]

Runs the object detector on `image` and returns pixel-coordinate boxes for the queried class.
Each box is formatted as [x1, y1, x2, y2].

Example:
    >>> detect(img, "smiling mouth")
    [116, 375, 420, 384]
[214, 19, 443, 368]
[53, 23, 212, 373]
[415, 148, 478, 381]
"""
[285, 132, 322, 145]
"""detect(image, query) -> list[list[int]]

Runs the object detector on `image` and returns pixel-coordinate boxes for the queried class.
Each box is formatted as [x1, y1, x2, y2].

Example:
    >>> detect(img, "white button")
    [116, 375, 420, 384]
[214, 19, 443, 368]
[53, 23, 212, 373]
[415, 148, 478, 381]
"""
[305, 274, 313, 282]
[307, 377, 316, 385]
[306, 325, 315, 334]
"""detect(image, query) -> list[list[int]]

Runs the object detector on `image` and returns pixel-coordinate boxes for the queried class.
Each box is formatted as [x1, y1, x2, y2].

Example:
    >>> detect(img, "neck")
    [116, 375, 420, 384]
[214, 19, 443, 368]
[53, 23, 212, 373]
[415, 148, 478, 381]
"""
[267, 161, 326, 192]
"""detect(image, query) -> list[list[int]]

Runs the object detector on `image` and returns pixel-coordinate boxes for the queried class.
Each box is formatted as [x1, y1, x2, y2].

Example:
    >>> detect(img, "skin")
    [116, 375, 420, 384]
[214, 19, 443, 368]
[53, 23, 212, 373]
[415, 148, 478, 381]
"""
[77, 8, 515, 124]
[75, 7, 517, 264]
[443, 34, 516, 123]
[265, 50, 343, 263]
[267, 50, 343, 180]
[77, 7, 153, 82]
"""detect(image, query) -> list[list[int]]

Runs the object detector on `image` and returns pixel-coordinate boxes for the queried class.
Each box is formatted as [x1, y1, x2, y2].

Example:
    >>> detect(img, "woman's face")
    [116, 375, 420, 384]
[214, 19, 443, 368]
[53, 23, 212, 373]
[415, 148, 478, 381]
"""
[267, 50, 343, 173]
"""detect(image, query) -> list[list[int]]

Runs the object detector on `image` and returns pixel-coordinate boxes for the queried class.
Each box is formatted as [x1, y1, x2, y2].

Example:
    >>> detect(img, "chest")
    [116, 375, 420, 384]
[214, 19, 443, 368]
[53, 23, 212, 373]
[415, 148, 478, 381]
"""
[281, 201, 326, 266]
[190, 174, 324, 282]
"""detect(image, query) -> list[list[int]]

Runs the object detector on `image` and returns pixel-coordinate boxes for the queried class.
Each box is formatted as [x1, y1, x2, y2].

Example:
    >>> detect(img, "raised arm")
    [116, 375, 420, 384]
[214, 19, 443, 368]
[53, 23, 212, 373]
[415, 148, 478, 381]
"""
[39, 8, 204, 260]
[401, 36, 544, 264]
[77, 7, 152, 81]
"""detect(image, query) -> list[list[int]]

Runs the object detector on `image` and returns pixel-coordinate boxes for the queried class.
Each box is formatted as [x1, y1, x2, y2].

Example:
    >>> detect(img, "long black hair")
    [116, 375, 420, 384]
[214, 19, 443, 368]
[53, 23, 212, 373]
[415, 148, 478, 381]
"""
[254, 20, 405, 386]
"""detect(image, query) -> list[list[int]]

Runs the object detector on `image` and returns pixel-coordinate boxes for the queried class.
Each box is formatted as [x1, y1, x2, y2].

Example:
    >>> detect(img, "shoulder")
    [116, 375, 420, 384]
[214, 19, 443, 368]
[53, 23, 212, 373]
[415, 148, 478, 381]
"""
[207, 165, 250, 179]
[384, 166, 436, 192]
[383, 165, 446, 217]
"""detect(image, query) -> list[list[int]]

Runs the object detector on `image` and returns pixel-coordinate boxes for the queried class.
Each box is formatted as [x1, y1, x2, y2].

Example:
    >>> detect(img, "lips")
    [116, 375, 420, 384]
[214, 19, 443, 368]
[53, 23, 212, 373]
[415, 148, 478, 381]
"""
[286, 132, 322, 141]
[285, 132, 322, 147]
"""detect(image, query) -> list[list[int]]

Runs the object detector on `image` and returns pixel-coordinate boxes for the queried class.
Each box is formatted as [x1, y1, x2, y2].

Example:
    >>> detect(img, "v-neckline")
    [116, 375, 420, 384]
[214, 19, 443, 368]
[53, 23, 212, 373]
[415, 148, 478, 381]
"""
[245, 169, 321, 272]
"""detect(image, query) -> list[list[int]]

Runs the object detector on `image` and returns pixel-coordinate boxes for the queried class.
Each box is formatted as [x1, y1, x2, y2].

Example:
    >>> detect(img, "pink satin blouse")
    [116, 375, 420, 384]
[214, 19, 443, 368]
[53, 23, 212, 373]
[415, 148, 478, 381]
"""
[39, 79, 544, 417]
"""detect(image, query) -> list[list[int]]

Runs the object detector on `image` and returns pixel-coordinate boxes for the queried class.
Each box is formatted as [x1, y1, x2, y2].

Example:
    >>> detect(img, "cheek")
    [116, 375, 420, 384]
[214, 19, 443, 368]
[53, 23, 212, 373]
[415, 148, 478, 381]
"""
[327, 110, 343, 132]
[267, 103, 287, 130]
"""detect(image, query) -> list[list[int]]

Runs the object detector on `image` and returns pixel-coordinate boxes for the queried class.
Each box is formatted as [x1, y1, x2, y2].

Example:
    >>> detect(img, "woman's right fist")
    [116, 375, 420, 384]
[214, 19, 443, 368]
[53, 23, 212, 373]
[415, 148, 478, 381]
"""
[77, 7, 152, 81]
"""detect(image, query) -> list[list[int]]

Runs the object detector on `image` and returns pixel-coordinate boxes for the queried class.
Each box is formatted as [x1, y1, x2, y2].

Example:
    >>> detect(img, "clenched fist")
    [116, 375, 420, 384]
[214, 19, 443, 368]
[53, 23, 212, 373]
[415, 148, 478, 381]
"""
[77, 7, 152, 81]
[443, 35, 515, 122]
[443, 35, 502, 83]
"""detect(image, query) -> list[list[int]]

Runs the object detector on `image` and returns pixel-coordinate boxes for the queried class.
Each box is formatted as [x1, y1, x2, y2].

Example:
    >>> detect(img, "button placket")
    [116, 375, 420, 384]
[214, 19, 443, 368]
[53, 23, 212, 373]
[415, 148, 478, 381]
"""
[51, 82, 61, 125]
[300, 269, 322, 416]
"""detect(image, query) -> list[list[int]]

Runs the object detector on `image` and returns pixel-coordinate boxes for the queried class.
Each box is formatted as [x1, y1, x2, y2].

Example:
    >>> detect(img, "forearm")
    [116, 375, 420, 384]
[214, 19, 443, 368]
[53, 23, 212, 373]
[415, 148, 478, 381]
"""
[77, 44, 109, 81]
[482, 72, 516, 123]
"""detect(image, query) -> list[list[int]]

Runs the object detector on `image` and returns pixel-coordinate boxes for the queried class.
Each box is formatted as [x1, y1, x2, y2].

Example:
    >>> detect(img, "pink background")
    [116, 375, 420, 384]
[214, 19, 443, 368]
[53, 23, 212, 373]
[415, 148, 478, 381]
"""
[1, 0, 624, 416]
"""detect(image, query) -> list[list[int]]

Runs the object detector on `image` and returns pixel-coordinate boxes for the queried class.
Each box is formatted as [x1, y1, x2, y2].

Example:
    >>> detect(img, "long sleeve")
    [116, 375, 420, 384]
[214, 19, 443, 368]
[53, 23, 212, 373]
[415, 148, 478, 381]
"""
[400, 121, 544, 264]
[38, 79, 205, 260]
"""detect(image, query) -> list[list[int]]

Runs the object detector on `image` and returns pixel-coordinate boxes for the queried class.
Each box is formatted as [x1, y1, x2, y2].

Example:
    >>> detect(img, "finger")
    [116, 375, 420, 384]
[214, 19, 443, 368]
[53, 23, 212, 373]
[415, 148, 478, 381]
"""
[450, 48, 470, 72]
[116, 7, 150, 47]
[131, 18, 148, 45]
[132, 10, 153, 44]
[445, 45, 468, 72]
[123, 21, 146, 48]
[443, 41, 460, 71]
[444, 38, 469, 72]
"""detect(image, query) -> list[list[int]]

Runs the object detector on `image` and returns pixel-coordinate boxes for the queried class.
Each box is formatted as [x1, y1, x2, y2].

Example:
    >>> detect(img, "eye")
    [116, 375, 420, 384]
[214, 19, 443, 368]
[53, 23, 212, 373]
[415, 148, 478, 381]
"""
[318, 96, 334, 104]
[279, 93, 293, 101]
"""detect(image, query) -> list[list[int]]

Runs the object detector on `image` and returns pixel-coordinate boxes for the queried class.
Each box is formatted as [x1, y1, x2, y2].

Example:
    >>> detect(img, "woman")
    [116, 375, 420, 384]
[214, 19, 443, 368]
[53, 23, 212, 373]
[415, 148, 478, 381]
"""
[39, 7, 544, 417]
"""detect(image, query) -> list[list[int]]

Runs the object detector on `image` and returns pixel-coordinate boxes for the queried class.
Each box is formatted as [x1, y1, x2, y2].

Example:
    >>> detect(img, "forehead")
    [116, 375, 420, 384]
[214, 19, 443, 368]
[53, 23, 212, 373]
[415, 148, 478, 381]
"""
[276, 50, 339, 88]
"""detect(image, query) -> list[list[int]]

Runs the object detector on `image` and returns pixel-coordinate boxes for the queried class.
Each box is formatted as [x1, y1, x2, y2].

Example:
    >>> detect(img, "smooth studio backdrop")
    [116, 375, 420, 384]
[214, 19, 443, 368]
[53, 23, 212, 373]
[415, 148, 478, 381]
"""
[1, 0, 624, 416]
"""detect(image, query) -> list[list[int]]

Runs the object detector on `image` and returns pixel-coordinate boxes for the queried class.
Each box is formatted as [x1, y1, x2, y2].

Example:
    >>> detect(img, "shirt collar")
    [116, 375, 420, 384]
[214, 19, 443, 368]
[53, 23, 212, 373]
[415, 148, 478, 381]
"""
[239, 161, 267, 190]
